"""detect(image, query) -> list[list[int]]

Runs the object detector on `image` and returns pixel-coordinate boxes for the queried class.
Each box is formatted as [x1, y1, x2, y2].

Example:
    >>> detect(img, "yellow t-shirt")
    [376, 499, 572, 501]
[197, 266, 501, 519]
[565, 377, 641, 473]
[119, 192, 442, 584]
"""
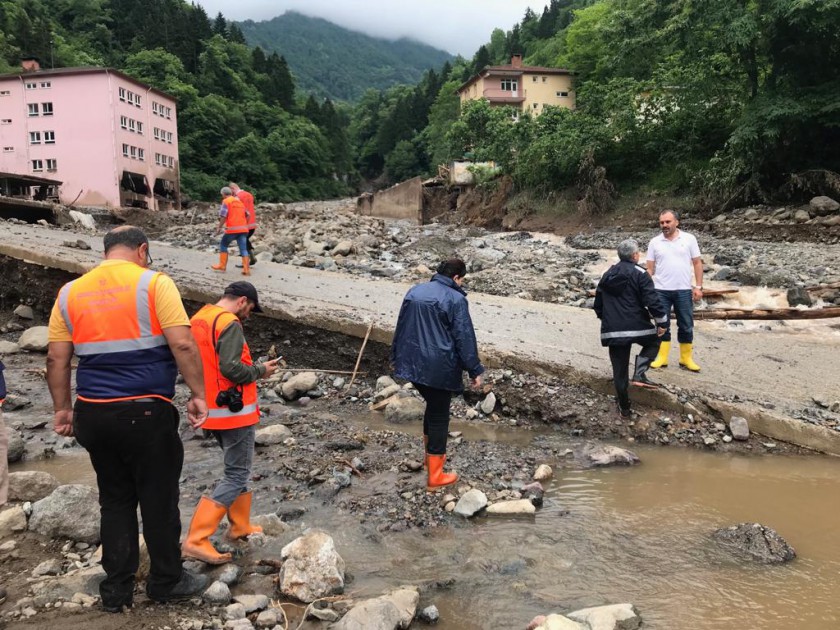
[48, 260, 190, 343]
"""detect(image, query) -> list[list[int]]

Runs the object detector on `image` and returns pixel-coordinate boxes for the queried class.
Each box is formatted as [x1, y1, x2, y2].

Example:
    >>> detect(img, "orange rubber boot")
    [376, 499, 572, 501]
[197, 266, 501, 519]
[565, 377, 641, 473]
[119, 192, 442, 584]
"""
[181, 497, 232, 564]
[241, 257, 250, 276]
[226, 491, 263, 540]
[211, 252, 228, 271]
[426, 454, 458, 491]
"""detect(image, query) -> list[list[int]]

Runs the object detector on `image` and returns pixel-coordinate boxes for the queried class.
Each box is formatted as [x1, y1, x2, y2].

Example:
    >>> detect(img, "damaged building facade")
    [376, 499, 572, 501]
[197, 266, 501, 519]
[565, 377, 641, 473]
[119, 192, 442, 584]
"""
[0, 59, 180, 210]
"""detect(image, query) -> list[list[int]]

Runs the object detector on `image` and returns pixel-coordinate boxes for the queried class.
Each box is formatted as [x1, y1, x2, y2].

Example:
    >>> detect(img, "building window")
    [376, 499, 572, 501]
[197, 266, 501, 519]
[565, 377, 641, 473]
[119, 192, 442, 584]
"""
[0, 90, 10, 96]
[44, 131, 55, 144]
[166, 131, 173, 144]
[42, 102, 53, 116]
[168, 156, 174, 168]
[119, 87, 126, 101]
[3, 147, 13, 153]
[500, 79, 518, 92]
[130, 146, 137, 159]
[40, 81, 51, 88]
[533, 103, 539, 109]
[137, 121, 143, 135]
[152, 102, 159, 115]
[32, 159, 43, 172]
[532, 76, 537, 82]
[542, 77, 547, 83]
[137, 148, 144, 161]
[1, 118, 11, 124]
[25, 82, 37, 90]
[556, 91, 569, 97]
[135, 95, 142, 108]
[122, 143, 129, 157]
[46, 158, 57, 171]
[154, 153, 161, 165]
[29, 131, 41, 144]
[28, 103, 39, 116]
[153, 127, 160, 140]
[120, 115, 128, 129]
[128, 119, 136, 132]
[165, 106, 171, 120]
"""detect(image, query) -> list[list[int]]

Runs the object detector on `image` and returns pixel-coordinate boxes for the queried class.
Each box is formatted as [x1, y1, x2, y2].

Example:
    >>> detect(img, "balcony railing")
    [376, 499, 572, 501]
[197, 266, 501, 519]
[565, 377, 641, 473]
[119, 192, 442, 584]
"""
[483, 88, 526, 102]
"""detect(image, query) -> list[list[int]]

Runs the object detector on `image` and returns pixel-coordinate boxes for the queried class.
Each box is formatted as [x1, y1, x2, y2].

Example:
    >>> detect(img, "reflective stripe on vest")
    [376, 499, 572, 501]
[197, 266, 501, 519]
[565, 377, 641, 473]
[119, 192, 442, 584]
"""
[207, 402, 259, 419]
[59, 269, 167, 355]
[223, 195, 249, 234]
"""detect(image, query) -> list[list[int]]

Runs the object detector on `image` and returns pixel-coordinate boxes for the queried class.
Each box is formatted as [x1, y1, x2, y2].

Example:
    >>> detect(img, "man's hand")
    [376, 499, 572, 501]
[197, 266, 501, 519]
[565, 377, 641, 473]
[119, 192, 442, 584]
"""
[260, 359, 281, 379]
[657, 327, 666, 337]
[53, 409, 74, 437]
[692, 287, 703, 302]
[470, 374, 483, 390]
[186, 396, 209, 430]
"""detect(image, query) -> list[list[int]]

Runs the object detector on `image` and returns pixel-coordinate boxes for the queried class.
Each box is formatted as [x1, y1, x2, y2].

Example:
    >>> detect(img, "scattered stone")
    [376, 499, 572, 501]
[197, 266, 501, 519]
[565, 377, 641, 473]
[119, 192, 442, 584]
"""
[418, 604, 440, 624]
[729, 416, 750, 441]
[786, 287, 812, 307]
[32, 558, 63, 577]
[308, 606, 340, 622]
[520, 482, 545, 507]
[14, 304, 34, 320]
[30, 565, 106, 601]
[332, 586, 419, 630]
[255, 608, 280, 628]
[809, 196, 840, 216]
[530, 614, 586, 630]
[375, 384, 402, 401]
[17, 326, 50, 352]
[254, 424, 293, 445]
[376, 375, 397, 391]
[7, 430, 25, 462]
[0, 340, 20, 354]
[225, 602, 247, 620]
[486, 499, 536, 516]
[279, 530, 345, 602]
[712, 522, 796, 563]
[218, 564, 243, 586]
[533, 464, 553, 481]
[0, 506, 28, 537]
[8, 471, 59, 502]
[453, 489, 488, 518]
[233, 593, 269, 613]
[29, 485, 101, 543]
[480, 392, 496, 414]
[794, 208, 811, 223]
[252, 513, 289, 536]
[567, 603, 642, 630]
[384, 396, 425, 423]
[281, 372, 319, 400]
[203, 580, 231, 605]
[0, 394, 30, 411]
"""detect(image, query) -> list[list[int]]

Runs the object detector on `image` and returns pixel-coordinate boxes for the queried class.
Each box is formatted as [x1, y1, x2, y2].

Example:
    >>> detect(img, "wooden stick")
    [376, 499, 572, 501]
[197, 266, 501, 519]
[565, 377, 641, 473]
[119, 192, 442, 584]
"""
[347, 322, 374, 390]
[695, 307, 840, 320]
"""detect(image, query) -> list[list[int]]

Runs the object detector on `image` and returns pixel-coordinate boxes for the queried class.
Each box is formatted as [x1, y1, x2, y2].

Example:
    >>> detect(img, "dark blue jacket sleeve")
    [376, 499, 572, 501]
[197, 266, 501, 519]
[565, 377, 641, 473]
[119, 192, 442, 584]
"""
[391, 298, 410, 366]
[0, 360, 6, 401]
[450, 299, 484, 379]
[639, 273, 668, 325]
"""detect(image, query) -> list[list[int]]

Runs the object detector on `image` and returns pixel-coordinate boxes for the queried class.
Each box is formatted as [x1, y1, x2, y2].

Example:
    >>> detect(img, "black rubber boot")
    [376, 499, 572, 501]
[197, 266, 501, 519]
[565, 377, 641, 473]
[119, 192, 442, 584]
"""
[147, 570, 208, 603]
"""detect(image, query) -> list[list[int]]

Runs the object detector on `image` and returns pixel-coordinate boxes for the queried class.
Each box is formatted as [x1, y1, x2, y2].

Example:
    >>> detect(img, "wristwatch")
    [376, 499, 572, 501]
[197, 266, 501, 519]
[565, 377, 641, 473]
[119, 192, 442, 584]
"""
[692, 285, 703, 289]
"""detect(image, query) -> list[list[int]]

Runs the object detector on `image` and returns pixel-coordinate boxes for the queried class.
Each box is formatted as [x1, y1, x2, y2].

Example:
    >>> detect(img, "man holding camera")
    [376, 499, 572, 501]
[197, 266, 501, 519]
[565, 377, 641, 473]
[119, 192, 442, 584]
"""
[181, 281, 280, 564]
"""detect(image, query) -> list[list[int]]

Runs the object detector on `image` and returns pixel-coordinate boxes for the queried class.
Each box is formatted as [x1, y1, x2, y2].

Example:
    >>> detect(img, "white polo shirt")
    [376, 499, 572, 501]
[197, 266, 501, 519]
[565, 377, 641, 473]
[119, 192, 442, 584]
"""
[646, 230, 701, 290]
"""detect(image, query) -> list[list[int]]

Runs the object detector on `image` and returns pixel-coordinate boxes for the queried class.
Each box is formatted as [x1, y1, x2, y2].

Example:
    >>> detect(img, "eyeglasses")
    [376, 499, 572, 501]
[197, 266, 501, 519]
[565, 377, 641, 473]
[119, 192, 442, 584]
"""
[143, 245, 153, 267]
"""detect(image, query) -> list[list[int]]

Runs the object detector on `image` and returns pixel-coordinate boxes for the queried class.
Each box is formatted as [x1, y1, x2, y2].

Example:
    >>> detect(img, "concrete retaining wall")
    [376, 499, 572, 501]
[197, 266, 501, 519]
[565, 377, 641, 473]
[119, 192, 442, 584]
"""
[357, 177, 423, 223]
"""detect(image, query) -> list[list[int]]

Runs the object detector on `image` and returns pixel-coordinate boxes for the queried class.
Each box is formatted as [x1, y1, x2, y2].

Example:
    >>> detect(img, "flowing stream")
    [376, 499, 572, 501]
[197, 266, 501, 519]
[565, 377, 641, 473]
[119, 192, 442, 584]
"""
[13, 422, 840, 629]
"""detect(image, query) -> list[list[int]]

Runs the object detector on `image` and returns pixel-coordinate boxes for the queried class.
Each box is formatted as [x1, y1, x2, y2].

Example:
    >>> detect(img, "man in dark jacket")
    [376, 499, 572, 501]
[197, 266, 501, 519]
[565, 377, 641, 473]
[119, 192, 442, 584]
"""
[392, 258, 484, 491]
[594, 239, 668, 417]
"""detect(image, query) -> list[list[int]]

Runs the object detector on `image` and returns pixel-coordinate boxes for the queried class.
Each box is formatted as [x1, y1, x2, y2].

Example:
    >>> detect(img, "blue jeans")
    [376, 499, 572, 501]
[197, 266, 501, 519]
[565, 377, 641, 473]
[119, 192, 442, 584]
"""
[209, 425, 256, 507]
[219, 233, 248, 257]
[657, 289, 694, 343]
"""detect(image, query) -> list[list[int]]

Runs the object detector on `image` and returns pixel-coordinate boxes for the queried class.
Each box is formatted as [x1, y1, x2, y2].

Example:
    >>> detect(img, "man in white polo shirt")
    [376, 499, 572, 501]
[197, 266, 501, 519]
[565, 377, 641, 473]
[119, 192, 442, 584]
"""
[645, 209, 704, 371]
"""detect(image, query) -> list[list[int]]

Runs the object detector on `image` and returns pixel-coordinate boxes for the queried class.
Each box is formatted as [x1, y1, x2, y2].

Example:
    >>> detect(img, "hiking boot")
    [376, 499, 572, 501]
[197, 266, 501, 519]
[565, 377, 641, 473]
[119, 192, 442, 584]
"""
[147, 570, 208, 603]
[616, 401, 631, 419]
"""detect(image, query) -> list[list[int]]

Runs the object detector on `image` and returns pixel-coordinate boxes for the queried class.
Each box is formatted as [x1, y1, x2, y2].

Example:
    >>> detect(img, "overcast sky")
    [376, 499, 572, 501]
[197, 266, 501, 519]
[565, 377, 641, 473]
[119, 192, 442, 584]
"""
[194, 1, 551, 56]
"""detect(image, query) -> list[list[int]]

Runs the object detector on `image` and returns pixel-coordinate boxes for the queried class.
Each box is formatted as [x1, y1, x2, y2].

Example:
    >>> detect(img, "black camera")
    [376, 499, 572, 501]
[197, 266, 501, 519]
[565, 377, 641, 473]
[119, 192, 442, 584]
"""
[216, 386, 244, 413]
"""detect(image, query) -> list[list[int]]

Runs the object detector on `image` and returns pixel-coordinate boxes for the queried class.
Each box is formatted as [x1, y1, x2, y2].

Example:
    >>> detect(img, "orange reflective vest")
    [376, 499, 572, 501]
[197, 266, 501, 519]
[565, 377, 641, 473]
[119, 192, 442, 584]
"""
[222, 195, 249, 234]
[190, 304, 259, 430]
[57, 262, 177, 402]
[237, 190, 256, 230]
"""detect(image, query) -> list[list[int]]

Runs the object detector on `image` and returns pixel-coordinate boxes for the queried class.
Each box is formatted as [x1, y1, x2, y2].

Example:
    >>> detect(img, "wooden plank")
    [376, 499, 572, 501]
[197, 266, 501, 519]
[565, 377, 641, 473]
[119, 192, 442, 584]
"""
[695, 307, 840, 320]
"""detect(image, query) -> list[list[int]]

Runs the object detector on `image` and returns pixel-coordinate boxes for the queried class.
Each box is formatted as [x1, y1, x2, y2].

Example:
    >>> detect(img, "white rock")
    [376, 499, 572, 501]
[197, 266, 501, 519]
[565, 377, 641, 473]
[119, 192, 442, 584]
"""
[332, 587, 419, 630]
[225, 602, 247, 620]
[534, 614, 587, 630]
[255, 608, 279, 628]
[252, 513, 289, 536]
[374, 384, 401, 401]
[375, 375, 397, 391]
[233, 594, 269, 613]
[567, 603, 642, 630]
[281, 372, 319, 399]
[333, 240, 354, 256]
[454, 489, 488, 518]
[480, 392, 496, 414]
[203, 580, 232, 605]
[13, 305, 34, 320]
[0, 340, 20, 354]
[533, 464, 553, 481]
[18, 326, 50, 352]
[384, 397, 425, 423]
[68, 211, 96, 230]
[486, 499, 536, 516]
[0, 506, 28, 537]
[279, 530, 345, 603]
[254, 424, 292, 446]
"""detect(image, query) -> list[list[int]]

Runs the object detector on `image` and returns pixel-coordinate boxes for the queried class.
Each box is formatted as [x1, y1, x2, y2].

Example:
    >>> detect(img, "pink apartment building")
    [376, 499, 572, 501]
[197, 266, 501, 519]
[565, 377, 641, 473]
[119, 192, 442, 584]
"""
[0, 60, 180, 210]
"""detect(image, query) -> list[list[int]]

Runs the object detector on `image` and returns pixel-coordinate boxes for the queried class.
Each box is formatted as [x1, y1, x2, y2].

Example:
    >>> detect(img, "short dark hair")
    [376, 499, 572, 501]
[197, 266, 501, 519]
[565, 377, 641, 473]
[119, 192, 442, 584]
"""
[104, 226, 148, 254]
[659, 209, 680, 221]
[436, 258, 467, 278]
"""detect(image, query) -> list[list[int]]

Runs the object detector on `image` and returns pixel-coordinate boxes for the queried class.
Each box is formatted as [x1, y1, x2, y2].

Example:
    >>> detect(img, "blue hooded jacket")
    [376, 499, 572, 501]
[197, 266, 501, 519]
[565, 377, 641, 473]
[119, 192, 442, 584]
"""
[392, 274, 485, 392]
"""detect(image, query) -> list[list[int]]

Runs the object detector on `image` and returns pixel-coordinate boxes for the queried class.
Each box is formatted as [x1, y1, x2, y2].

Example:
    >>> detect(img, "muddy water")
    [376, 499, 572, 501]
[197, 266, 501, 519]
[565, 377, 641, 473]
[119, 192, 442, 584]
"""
[14, 433, 840, 628]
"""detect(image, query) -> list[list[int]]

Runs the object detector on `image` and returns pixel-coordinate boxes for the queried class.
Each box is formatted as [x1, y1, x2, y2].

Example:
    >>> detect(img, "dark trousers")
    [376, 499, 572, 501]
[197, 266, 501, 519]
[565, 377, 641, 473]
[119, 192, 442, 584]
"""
[657, 289, 694, 343]
[413, 383, 452, 455]
[608, 341, 660, 411]
[246, 229, 256, 262]
[73, 399, 184, 606]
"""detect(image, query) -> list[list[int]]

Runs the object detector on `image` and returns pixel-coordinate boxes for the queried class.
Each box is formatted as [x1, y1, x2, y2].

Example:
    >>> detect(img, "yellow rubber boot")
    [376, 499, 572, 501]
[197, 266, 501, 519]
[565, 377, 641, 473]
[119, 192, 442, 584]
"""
[679, 343, 701, 372]
[226, 491, 263, 540]
[211, 252, 228, 271]
[426, 454, 458, 492]
[241, 257, 250, 276]
[650, 341, 670, 369]
[181, 497, 233, 564]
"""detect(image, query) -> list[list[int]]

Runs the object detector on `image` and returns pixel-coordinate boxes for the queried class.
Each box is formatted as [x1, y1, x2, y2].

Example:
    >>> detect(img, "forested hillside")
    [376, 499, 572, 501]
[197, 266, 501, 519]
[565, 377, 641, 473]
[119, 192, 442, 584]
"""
[238, 12, 453, 102]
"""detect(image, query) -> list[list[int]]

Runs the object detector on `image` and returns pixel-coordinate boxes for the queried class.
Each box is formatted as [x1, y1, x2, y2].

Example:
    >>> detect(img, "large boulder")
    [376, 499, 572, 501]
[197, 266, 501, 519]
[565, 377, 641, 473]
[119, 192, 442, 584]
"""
[280, 372, 320, 400]
[567, 603, 642, 630]
[278, 530, 345, 602]
[254, 424, 292, 446]
[384, 397, 425, 423]
[712, 522, 796, 563]
[577, 444, 640, 468]
[332, 587, 419, 630]
[29, 484, 101, 543]
[809, 196, 840, 216]
[30, 565, 106, 601]
[18, 326, 50, 352]
[8, 471, 59, 501]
